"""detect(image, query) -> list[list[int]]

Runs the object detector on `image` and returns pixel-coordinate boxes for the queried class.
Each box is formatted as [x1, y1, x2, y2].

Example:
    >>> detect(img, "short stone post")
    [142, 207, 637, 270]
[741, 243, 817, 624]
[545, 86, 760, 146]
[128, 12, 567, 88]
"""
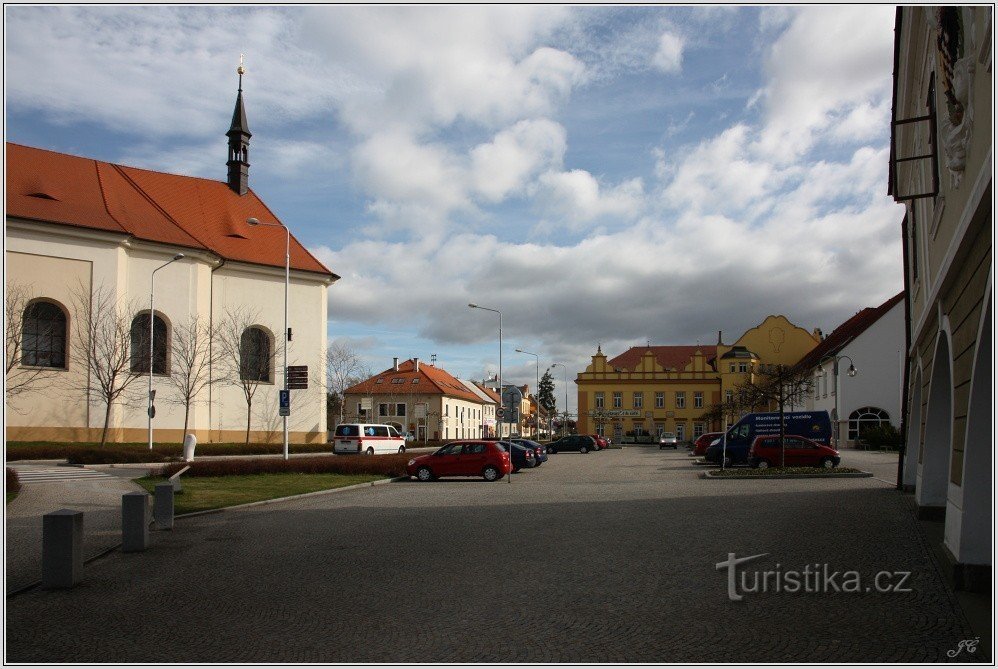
[154, 483, 174, 530]
[122, 492, 149, 552]
[183, 433, 197, 462]
[42, 509, 83, 589]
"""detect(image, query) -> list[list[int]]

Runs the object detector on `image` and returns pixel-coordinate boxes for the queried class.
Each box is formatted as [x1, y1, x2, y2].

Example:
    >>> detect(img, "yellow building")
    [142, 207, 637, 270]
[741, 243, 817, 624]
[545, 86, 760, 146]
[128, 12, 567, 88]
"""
[576, 316, 821, 442]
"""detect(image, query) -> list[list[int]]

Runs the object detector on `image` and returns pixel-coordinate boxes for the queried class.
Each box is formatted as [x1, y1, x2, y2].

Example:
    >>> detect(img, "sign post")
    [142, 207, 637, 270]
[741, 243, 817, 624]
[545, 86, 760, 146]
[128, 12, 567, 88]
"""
[279, 390, 290, 417]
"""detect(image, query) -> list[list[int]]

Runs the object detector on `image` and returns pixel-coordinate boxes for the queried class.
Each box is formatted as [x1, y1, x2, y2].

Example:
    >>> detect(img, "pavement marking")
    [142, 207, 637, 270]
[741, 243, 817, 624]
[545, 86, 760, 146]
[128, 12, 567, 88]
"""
[8, 467, 117, 484]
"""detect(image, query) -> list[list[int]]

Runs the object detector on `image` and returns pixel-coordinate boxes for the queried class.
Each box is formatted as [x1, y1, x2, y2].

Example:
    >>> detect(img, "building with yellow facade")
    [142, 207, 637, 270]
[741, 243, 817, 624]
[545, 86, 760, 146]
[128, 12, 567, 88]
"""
[575, 316, 822, 442]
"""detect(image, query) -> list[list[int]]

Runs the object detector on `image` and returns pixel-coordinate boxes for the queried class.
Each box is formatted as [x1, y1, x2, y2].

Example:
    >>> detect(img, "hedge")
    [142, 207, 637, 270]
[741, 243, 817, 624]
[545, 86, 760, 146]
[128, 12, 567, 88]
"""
[161, 454, 412, 478]
[7, 468, 21, 495]
[6, 441, 335, 461]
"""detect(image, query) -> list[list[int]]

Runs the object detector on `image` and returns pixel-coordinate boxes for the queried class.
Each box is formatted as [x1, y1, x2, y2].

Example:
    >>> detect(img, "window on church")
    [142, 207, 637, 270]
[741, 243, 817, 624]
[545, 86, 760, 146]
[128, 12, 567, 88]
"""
[130, 312, 168, 374]
[239, 327, 272, 382]
[21, 300, 68, 369]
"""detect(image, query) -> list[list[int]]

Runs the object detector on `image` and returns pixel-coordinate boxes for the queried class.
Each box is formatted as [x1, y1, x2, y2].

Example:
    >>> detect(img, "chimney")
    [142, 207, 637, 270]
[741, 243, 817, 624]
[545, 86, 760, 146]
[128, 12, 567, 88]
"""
[393, 357, 399, 371]
[414, 357, 420, 372]
[717, 330, 723, 345]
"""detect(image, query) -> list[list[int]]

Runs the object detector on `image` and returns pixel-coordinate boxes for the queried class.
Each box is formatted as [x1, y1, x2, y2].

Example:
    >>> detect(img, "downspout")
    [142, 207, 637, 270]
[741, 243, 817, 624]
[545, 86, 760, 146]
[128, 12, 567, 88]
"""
[209, 257, 226, 442]
[897, 215, 913, 490]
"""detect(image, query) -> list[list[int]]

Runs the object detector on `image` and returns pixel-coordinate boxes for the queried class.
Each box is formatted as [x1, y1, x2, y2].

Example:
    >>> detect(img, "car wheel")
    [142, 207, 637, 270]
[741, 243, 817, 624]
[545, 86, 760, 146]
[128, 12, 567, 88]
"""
[483, 465, 501, 481]
[512, 467, 521, 474]
[416, 466, 433, 482]
[722, 456, 732, 468]
[579, 445, 589, 454]
[755, 459, 770, 469]
[366, 447, 375, 456]
[398, 445, 406, 454]
[820, 457, 835, 469]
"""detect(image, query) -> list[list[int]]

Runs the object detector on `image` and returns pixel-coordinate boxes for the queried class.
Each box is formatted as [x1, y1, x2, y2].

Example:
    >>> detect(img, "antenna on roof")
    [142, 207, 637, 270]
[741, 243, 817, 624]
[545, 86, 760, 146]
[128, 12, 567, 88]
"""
[431, 353, 437, 366]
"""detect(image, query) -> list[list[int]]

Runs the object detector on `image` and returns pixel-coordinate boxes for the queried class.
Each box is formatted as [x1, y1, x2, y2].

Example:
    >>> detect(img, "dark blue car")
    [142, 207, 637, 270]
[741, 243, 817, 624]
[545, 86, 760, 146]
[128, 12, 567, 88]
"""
[496, 441, 536, 472]
[510, 438, 548, 466]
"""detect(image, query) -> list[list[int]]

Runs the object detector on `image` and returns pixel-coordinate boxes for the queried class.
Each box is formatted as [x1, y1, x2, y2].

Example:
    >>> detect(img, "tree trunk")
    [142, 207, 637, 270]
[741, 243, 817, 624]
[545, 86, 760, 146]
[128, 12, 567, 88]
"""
[778, 376, 787, 468]
[245, 398, 252, 446]
[183, 402, 191, 445]
[100, 400, 113, 447]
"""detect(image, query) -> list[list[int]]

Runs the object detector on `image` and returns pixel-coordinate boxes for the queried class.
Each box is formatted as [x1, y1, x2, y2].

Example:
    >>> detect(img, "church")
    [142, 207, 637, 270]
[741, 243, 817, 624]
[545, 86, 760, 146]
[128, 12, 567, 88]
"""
[5, 69, 338, 444]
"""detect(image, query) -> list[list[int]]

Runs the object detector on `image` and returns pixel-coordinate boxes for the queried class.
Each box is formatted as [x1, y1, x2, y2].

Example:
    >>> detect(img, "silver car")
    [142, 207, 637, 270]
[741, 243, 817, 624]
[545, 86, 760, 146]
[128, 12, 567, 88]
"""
[658, 432, 678, 449]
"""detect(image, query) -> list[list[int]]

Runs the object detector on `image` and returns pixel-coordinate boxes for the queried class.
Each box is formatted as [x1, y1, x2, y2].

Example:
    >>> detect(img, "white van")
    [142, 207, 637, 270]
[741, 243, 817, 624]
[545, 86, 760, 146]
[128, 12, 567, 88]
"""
[332, 423, 407, 455]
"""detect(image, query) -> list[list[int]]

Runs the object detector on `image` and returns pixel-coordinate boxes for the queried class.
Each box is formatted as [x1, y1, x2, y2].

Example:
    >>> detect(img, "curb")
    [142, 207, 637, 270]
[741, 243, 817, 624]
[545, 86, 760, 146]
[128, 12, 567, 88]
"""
[174, 475, 409, 519]
[700, 471, 873, 480]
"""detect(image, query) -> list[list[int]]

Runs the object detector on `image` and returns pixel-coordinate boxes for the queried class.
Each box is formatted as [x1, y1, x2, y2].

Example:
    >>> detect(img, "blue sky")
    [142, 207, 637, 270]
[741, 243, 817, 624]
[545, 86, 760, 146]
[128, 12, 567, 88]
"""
[5, 5, 904, 415]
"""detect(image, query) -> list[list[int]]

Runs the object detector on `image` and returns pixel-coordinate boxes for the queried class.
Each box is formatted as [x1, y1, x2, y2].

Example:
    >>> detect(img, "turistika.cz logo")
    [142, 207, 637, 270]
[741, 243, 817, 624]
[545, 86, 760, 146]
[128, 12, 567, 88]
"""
[715, 553, 913, 602]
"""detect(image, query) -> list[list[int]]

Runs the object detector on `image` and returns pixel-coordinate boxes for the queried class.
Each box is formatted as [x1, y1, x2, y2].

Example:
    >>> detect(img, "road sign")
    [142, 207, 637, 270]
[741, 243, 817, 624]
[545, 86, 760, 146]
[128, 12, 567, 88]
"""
[286, 366, 309, 389]
[279, 390, 291, 417]
[496, 407, 505, 419]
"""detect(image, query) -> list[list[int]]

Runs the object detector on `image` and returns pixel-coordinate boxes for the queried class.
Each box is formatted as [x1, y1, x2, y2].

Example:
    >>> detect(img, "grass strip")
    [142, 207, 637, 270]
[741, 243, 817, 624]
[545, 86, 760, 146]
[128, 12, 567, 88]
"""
[708, 466, 863, 477]
[136, 472, 385, 514]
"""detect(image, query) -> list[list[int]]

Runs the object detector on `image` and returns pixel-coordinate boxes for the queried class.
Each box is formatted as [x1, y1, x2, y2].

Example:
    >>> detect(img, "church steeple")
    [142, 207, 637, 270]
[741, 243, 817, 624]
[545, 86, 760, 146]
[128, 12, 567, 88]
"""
[226, 55, 251, 195]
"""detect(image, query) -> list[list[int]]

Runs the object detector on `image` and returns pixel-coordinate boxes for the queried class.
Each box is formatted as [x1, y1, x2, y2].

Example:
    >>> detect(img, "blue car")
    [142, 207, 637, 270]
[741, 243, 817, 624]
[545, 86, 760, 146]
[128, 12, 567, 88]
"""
[510, 438, 548, 466]
[705, 411, 833, 466]
[496, 441, 536, 472]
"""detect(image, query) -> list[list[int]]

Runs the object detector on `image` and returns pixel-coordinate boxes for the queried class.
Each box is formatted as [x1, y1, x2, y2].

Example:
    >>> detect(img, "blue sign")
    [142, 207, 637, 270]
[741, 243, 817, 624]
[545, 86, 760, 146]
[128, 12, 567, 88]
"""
[279, 390, 291, 417]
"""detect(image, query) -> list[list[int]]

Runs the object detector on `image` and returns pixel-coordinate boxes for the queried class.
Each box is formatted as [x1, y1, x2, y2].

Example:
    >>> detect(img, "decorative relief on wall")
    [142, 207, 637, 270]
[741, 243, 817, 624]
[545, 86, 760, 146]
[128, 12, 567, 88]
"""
[768, 326, 786, 353]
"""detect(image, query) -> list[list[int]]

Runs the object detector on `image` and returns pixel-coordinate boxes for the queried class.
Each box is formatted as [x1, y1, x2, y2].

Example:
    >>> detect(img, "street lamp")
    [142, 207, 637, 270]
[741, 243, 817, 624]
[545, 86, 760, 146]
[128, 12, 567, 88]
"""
[515, 348, 539, 440]
[548, 362, 568, 437]
[468, 304, 502, 437]
[820, 354, 857, 448]
[248, 217, 291, 460]
[148, 253, 185, 450]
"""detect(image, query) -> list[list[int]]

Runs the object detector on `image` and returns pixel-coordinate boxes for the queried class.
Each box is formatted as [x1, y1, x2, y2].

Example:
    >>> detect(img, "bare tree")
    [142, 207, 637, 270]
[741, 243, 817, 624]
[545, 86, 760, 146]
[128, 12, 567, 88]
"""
[165, 315, 216, 441]
[5, 282, 59, 400]
[734, 363, 814, 467]
[326, 341, 367, 428]
[69, 282, 144, 446]
[217, 307, 272, 446]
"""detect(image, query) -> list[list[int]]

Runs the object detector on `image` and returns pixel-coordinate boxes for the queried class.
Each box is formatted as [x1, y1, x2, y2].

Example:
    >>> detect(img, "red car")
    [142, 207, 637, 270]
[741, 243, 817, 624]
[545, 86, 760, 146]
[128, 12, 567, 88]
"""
[590, 435, 609, 450]
[407, 441, 511, 481]
[748, 435, 841, 469]
[693, 432, 723, 456]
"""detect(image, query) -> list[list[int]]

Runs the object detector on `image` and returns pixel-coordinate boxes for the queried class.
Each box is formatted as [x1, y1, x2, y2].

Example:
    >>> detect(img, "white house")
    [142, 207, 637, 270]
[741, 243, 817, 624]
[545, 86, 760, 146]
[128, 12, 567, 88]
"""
[5, 77, 337, 444]
[800, 292, 905, 448]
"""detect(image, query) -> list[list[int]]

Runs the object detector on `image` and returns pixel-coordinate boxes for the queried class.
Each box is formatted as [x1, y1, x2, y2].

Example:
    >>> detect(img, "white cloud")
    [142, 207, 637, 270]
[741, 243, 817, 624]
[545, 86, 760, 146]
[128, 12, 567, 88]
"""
[535, 171, 645, 230]
[470, 119, 567, 202]
[652, 32, 685, 73]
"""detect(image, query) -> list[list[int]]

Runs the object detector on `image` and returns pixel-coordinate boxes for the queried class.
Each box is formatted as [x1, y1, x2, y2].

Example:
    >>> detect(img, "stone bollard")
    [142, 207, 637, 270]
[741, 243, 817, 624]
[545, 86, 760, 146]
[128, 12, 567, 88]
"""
[183, 433, 197, 462]
[154, 483, 174, 530]
[169, 465, 189, 493]
[122, 492, 149, 552]
[42, 509, 83, 589]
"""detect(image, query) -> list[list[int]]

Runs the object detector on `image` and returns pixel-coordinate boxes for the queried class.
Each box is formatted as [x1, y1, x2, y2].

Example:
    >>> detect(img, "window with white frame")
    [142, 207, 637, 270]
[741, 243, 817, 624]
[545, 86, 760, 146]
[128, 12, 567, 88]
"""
[675, 392, 686, 409]
[655, 392, 664, 408]
[595, 392, 605, 408]
[378, 403, 389, 417]
[693, 391, 703, 408]
[633, 392, 643, 409]
[676, 423, 685, 440]
[738, 362, 748, 373]
[613, 392, 622, 408]
[396, 403, 406, 417]
[693, 422, 705, 438]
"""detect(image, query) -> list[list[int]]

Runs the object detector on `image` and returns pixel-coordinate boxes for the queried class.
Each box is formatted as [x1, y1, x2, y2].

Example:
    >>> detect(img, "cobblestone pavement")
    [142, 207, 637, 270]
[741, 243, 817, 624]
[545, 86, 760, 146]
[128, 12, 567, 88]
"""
[5, 447, 982, 663]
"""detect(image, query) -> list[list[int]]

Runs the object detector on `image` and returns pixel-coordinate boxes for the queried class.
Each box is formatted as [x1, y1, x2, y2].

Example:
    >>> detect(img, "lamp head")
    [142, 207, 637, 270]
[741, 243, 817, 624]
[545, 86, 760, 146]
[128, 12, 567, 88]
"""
[468, 303, 477, 309]
[247, 217, 261, 226]
[172, 253, 185, 261]
[847, 364, 857, 377]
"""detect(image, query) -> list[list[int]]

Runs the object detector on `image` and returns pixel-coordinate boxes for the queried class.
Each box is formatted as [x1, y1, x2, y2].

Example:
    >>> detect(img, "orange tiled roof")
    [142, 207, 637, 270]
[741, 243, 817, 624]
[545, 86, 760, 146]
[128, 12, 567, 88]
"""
[795, 292, 904, 371]
[608, 345, 717, 372]
[344, 359, 484, 403]
[6, 142, 335, 278]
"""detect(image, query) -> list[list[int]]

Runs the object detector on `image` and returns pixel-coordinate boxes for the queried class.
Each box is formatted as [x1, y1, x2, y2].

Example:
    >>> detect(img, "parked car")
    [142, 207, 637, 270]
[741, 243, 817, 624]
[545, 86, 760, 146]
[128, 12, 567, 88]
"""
[407, 441, 511, 481]
[704, 411, 833, 466]
[332, 423, 407, 455]
[510, 438, 548, 466]
[693, 432, 723, 456]
[496, 441, 537, 472]
[546, 435, 597, 454]
[658, 432, 678, 449]
[749, 435, 841, 469]
[590, 435, 609, 450]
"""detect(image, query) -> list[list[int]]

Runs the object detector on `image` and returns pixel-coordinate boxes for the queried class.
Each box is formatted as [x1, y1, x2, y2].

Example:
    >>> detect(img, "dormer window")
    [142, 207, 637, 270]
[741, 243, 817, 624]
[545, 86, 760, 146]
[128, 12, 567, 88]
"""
[412, 378, 420, 384]
[375, 378, 383, 384]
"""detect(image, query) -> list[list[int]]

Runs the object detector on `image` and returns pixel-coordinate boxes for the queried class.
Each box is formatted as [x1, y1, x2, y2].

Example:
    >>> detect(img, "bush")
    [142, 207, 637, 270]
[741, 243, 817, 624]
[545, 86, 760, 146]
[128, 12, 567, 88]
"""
[66, 449, 175, 464]
[7, 468, 21, 495]
[858, 424, 902, 450]
[6, 441, 337, 461]
[161, 454, 411, 478]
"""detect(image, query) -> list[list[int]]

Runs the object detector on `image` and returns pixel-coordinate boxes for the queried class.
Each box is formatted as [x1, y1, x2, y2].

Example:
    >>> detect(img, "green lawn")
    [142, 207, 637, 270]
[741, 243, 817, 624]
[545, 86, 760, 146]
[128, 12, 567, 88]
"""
[136, 472, 386, 514]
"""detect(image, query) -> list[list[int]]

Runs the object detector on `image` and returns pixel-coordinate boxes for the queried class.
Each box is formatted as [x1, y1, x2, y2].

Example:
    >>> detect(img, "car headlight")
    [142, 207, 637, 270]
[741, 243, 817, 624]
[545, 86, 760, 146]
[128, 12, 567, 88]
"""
[407, 459, 416, 466]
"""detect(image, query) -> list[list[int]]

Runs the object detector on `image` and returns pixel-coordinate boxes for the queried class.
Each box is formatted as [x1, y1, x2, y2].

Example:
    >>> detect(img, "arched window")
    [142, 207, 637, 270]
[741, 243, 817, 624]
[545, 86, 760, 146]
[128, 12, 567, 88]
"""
[130, 312, 168, 374]
[848, 406, 891, 440]
[240, 327, 272, 382]
[21, 300, 67, 368]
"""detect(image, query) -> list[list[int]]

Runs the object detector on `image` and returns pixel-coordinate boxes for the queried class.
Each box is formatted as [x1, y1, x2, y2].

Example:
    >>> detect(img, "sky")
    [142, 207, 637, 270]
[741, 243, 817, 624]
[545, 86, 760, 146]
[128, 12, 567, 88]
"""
[4, 5, 905, 416]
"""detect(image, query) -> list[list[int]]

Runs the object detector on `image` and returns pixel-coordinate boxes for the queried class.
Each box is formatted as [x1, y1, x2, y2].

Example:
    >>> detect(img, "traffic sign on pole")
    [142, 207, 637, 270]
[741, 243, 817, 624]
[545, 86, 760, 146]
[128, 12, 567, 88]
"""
[496, 407, 505, 419]
[279, 389, 291, 416]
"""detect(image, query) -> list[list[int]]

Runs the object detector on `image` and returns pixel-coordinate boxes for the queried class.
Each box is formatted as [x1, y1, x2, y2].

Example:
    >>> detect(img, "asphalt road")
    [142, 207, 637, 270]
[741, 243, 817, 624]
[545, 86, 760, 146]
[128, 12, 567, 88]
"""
[5, 448, 978, 662]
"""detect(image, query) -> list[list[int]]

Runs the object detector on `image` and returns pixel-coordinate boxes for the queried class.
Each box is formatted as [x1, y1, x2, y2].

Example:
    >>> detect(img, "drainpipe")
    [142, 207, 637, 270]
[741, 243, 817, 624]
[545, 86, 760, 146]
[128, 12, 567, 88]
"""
[897, 215, 912, 490]
[209, 256, 226, 442]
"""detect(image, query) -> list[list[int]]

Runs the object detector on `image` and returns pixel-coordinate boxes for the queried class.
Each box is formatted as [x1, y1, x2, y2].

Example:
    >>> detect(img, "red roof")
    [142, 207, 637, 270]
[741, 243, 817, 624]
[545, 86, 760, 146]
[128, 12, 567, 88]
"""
[472, 382, 502, 404]
[795, 292, 905, 370]
[6, 142, 335, 278]
[608, 345, 718, 372]
[344, 359, 484, 403]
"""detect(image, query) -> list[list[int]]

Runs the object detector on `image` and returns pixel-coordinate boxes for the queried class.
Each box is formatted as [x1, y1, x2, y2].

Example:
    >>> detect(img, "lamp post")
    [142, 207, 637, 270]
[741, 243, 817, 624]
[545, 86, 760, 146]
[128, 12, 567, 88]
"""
[820, 354, 857, 448]
[549, 362, 568, 437]
[469, 304, 502, 437]
[148, 253, 185, 451]
[515, 348, 539, 439]
[248, 217, 291, 460]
